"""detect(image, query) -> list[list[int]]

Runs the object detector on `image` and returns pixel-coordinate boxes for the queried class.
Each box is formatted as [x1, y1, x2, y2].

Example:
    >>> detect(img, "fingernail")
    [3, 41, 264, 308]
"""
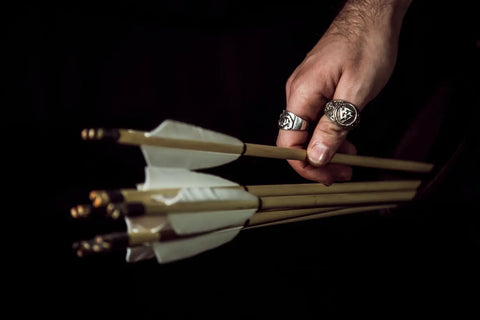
[308, 142, 331, 166]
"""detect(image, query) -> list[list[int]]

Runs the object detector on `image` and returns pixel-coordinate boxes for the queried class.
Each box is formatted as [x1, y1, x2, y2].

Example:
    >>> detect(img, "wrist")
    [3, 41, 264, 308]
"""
[329, 0, 412, 39]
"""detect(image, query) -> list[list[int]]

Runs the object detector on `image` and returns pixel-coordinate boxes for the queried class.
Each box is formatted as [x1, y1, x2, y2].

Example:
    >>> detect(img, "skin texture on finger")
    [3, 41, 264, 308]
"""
[284, 70, 333, 121]
[307, 116, 349, 167]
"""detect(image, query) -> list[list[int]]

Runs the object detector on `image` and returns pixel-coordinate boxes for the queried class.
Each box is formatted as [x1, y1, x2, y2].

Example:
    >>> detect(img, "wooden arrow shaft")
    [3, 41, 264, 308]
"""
[244, 204, 398, 229]
[244, 143, 433, 173]
[77, 203, 398, 255]
[90, 180, 421, 207]
[83, 128, 434, 173]
[259, 190, 416, 210]
[109, 190, 416, 217]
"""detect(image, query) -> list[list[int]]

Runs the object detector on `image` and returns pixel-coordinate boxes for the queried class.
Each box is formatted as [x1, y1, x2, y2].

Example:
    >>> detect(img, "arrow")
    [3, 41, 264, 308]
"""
[73, 167, 417, 263]
[73, 204, 397, 260]
[76, 167, 419, 234]
[88, 180, 421, 207]
[74, 119, 430, 264]
[81, 119, 434, 173]
[106, 189, 415, 219]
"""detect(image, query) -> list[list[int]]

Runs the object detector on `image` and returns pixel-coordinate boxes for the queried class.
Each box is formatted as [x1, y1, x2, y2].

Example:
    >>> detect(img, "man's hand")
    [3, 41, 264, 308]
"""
[277, 0, 412, 184]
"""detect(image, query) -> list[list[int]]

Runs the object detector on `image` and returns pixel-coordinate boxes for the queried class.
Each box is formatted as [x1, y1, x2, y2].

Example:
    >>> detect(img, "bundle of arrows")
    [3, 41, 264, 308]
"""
[72, 120, 434, 263]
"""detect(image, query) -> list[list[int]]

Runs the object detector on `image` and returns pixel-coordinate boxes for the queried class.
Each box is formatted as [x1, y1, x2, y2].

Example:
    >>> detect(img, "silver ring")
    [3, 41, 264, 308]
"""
[324, 99, 360, 130]
[278, 110, 310, 131]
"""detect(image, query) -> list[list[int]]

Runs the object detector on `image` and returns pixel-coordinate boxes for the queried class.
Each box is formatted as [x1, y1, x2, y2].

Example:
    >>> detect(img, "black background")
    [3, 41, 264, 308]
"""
[6, 1, 480, 318]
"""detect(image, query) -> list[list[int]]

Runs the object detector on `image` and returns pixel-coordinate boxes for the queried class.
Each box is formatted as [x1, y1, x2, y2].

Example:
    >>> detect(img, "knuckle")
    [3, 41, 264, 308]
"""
[289, 76, 307, 94]
[317, 119, 348, 139]
[285, 76, 294, 92]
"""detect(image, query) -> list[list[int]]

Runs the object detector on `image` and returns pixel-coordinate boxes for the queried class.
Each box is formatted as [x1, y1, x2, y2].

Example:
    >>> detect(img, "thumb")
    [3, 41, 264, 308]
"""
[307, 115, 349, 166]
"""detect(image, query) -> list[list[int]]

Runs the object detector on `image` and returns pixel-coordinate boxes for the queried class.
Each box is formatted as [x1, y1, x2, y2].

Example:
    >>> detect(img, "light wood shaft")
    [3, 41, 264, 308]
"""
[245, 180, 421, 197]
[243, 143, 306, 160]
[246, 204, 398, 229]
[331, 153, 434, 173]
[120, 204, 398, 245]
[109, 180, 421, 204]
[248, 207, 342, 226]
[129, 231, 161, 245]
[244, 143, 433, 173]
[115, 129, 433, 173]
[135, 190, 415, 215]
[259, 190, 416, 210]
[118, 129, 245, 154]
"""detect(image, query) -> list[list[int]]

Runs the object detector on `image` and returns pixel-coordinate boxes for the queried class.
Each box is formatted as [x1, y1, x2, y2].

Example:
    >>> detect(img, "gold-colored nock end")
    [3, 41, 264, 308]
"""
[81, 128, 105, 140]
[89, 191, 110, 208]
[74, 241, 90, 257]
[88, 190, 98, 201]
[80, 129, 88, 140]
[70, 204, 108, 219]
[70, 205, 92, 218]
[73, 236, 113, 257]
[70, 206, 79, 219]
[106, 203, 124, 219]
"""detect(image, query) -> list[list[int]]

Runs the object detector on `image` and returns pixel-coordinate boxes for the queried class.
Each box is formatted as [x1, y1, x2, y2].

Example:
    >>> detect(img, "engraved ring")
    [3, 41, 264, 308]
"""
[324, 99, 360, 130]
[278, 110, 310, 131]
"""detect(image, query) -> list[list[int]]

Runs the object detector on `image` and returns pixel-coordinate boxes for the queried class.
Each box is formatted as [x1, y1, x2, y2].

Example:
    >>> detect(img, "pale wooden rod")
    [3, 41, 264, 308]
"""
[249, 180, 420, 196]
[83, 128, 434, 173]
[244, 204, 398, 230]
[106, 190, 416, 218]
[76, 208, 341, 253]
[260, 190, 415, 210]
[89, 180, 421, 207]
[81, 204, 396, 253]
[247, 207, 344, 226]
[243, 143, 434, 174]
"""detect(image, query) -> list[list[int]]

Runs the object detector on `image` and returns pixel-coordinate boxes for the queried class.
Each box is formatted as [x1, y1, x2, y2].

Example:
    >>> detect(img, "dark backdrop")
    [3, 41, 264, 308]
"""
[6, 1, 479, 318]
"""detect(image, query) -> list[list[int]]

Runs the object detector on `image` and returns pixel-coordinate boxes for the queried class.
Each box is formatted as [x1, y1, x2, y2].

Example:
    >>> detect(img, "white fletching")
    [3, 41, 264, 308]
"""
[151, 187, 258, 235]
[125, 167, 255, 263]
[141, 120, 243, 170]
[126, 246, 156, 262]
[152, 227, 242, 264]
[124, 215, 169, 262]
[140, 166, 238, 190]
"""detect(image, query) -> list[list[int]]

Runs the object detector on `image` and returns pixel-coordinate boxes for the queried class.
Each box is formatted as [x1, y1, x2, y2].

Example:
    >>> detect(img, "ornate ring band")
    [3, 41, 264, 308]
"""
[278, 110, 310, 131]
[324, 99, 360, 130]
